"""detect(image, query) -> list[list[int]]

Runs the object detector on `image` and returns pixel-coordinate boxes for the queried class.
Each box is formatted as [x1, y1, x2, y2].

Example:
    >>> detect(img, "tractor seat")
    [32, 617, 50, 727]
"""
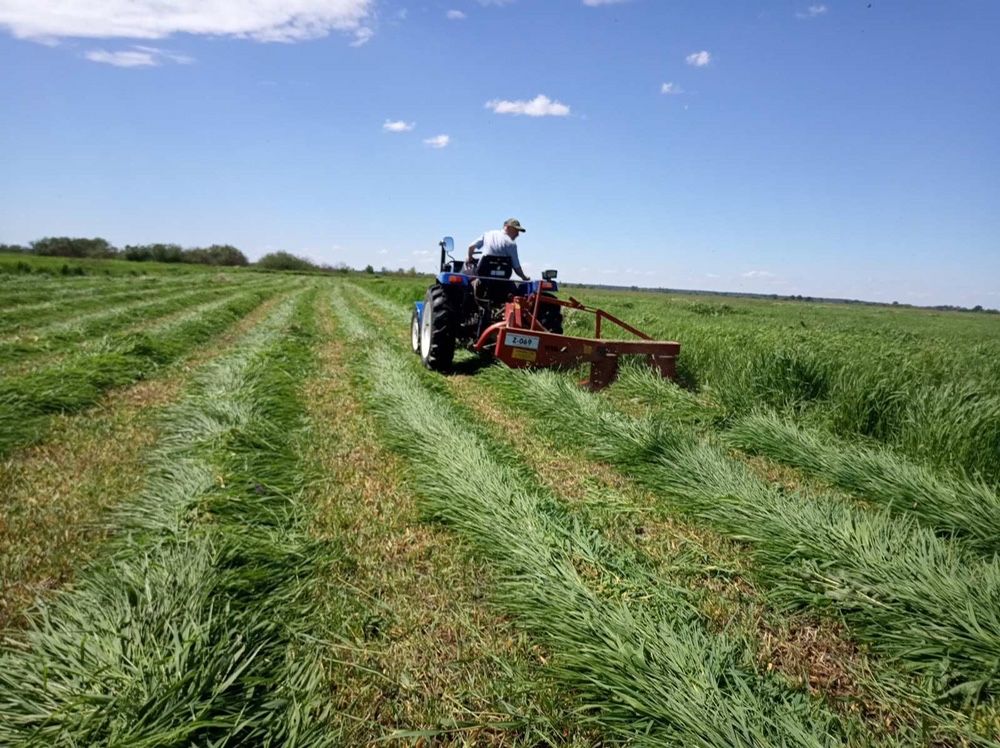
[476, 255, 513, 280]
[473, 255, 516, 304]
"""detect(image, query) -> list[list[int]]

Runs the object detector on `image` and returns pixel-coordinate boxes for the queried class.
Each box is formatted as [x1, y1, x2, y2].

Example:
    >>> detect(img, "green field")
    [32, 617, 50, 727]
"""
[2, 268, 999, 746]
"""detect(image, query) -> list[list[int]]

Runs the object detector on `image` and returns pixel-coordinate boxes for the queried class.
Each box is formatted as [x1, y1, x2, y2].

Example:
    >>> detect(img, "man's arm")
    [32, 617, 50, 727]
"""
[467, 235, 484, 262]
[510, 245, 529, 280]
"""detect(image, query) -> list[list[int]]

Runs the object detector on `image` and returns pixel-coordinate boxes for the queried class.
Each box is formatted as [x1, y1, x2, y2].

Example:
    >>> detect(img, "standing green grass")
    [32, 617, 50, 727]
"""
[724, 411, 1000, 556]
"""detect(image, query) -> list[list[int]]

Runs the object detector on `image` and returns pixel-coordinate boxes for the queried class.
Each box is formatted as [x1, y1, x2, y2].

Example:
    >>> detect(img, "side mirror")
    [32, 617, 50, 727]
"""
[442, 236, 454, 256]
[542, 269, 558, 280]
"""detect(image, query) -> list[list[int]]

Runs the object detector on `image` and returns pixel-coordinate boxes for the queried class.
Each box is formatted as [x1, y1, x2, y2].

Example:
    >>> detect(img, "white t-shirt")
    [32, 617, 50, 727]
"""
[471, 229, 523, 276]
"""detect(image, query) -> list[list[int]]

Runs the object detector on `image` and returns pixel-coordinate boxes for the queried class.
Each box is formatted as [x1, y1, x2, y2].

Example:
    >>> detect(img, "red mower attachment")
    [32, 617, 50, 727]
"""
[475, 291, 681, 390]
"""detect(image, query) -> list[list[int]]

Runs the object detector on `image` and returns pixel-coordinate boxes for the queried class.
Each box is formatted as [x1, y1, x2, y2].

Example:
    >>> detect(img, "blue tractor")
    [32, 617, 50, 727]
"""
[410, 236, 562, 371]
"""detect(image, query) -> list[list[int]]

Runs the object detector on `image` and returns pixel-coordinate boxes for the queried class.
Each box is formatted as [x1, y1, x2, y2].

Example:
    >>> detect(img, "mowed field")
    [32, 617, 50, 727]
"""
[2, 260, 1000, 746]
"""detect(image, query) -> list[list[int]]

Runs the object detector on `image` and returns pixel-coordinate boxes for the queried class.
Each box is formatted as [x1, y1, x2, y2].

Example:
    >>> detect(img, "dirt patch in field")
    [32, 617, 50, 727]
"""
[304, 296, 591, 746]
[0, 293, 286, 629]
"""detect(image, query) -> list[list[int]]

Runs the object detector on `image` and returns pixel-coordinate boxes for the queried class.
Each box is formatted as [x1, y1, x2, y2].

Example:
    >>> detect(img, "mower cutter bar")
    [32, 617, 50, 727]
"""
[475, 293, 680, 390]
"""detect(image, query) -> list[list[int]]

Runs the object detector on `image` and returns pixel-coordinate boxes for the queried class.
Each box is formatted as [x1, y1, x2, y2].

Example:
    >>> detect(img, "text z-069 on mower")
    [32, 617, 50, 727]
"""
[410, 236, 680, 390]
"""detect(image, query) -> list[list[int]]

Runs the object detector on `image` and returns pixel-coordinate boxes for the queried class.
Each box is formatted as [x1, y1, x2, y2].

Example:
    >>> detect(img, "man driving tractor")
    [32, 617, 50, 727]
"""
[467, 218, 530, 281]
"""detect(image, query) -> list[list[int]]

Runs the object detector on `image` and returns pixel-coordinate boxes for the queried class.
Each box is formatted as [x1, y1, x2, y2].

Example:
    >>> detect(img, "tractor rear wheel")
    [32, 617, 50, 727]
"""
[538, 293, 563, 335]
[410, 307, 421, 354]
[420, 284, 455, 371]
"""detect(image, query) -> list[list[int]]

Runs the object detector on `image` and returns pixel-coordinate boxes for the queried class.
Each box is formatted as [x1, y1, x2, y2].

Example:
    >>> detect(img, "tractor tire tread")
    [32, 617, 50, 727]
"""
[422, 285, 456, 371]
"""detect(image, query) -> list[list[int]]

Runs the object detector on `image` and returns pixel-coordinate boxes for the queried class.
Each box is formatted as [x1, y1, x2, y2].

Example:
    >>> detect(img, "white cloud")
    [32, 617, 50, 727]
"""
[486, 94, 571, 117]
[742, 270, 775, 278]
[660, 82, 682, 94]
[85, 45, 192, 66]
[85, 48, 156, 66]
[383, 119, 414, 132]
[349, 26, 373, 46]
[685, 50, 711, 67]
[446, 9, 466, 19]
[796, 4, 828, 18]
[0, 1, 372, 43]
[424, 134, 450, 148]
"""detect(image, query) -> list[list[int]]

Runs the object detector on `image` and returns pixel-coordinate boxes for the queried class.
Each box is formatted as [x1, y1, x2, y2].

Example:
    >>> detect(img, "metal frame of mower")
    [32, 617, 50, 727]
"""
[474, 292, 680, 390]
[411, 236, 680, 390]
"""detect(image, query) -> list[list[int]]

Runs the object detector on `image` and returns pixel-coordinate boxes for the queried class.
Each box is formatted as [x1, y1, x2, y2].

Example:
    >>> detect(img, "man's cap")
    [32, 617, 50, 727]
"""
[504, 218, 526, 233]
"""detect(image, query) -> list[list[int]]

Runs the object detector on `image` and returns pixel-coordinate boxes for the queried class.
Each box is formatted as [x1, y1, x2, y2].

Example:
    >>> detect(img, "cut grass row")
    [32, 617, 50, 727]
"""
[0, 288, 349, 744]
[0, 275, 234, 333]
[310, 290, 594, 744]
[352, 281, 1000, 743]
[723, 410, 1000, 557]
[333, 287, 881, 747]
[0, 274, 211, 309]
[0, 286, 294, 378]
[355, 275, 1000, 484]
[0, 282, 276, 367]
[582, 291, 1000, 485]
[489, 367, 1000, 710]
[611, 366, 1000, 558]
[0, 286, 279, 456]
[0, 293, 289, 630]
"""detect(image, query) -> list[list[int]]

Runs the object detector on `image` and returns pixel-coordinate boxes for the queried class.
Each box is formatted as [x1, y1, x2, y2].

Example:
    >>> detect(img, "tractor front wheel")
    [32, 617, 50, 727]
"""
[410, 307, 421, 354]
[420, 285, 455, 371]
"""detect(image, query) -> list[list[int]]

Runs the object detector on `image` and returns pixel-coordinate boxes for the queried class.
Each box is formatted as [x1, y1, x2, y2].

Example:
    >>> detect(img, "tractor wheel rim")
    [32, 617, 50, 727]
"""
[420, 300, 433, 358]
[411, 313, 420, 352]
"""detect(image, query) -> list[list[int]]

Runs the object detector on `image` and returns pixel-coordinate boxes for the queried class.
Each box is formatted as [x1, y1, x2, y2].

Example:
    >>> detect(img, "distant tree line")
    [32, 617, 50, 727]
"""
[2, 236, 426, 279]
[123, 243, 248, 266]
[4, 237, 250, 266]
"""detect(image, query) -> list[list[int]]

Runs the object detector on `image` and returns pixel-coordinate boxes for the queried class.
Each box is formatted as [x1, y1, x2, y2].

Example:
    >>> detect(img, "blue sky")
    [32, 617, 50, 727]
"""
[1, 1, 997, 306]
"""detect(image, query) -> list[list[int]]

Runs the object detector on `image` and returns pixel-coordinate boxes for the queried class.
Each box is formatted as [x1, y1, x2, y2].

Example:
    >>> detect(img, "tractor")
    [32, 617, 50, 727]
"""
[410, 236, 680, 390]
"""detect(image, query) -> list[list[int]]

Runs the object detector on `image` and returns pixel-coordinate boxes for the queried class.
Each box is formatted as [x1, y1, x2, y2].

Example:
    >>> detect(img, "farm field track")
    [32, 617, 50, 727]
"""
[2, 269, 999, 745]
